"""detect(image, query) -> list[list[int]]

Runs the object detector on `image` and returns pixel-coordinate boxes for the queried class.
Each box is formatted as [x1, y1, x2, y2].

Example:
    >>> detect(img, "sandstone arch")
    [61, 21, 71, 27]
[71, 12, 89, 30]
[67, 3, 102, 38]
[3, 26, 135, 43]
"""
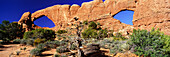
[19, 0, 170, 35]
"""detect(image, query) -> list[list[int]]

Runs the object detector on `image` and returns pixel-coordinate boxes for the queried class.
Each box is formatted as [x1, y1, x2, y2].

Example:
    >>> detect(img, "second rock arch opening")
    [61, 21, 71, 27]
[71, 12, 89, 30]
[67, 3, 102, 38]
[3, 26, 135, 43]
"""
[113, 10, 134, 25]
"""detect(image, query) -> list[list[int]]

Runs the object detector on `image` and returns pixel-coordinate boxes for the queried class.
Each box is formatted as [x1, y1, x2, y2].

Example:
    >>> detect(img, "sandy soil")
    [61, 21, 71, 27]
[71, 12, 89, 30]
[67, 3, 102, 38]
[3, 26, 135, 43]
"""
[0, 44, 138, 57]
[0, 44, 35, 57]
[0, 44, 57, 57]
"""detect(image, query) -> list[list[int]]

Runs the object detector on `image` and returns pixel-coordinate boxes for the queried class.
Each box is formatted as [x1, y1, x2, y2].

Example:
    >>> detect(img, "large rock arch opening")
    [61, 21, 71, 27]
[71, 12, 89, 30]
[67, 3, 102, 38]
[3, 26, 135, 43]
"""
[33, 16, 55, 28]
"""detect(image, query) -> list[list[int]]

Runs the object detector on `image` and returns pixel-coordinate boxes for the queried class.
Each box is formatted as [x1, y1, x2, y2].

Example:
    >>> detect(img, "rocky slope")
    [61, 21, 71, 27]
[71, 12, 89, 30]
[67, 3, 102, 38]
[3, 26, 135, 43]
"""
[18, 0, 170, 35]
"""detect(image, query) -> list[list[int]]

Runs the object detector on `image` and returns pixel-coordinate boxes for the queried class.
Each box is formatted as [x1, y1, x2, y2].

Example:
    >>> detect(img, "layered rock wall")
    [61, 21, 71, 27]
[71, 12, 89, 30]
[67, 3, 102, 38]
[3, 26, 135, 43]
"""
[18, 0, 170, 35]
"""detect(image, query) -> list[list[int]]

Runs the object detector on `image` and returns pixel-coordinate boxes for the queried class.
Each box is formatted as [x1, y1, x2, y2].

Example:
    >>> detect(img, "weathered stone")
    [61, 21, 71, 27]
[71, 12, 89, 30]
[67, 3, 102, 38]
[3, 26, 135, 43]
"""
[18, 12, 31, 24]
[18, 0, 170, 35]
[83, 44, 101, 56]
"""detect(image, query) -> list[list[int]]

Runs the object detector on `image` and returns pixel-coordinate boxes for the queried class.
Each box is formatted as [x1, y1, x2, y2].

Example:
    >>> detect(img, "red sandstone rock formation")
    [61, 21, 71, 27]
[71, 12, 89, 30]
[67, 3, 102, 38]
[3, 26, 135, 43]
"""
[18, 0, 170, 35]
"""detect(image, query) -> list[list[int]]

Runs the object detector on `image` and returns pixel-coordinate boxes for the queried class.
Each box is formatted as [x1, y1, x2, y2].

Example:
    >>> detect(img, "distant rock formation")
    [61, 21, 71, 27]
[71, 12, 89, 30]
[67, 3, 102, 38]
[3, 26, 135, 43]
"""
[18, 0, 170, 35]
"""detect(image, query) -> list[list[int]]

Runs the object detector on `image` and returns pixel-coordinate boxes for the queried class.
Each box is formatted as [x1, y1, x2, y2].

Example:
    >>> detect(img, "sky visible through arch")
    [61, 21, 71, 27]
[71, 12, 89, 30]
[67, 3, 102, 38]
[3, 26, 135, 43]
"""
[113, 10, 134, 25]
[0, 0, 134, 27]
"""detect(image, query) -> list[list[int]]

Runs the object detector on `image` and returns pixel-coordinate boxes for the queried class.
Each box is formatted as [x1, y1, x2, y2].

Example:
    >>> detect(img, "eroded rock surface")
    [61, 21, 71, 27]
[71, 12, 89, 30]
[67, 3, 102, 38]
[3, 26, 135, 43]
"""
[18, 0, 170, 35]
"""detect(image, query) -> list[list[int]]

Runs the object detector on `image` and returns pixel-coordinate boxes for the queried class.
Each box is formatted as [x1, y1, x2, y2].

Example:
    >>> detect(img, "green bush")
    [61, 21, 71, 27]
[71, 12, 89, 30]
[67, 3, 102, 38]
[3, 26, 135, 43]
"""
[97, 38, 128, 54]
[163, 35, 170, 54]
[30, 48, 42, 56]
[60, 40, 67, 45]
[88, 21, 97, 29]
[23, 28, 56, 41]
[26, 39, 34, 45]
[82, 27, 98, 38]
[98, 29, 108, 39]
[56, 46, 70, 53]
[83, 20, 88, 25]
[129, 29, 168, 57]
[20, 39, 27, 45]
[70, 44, 77, 50]
[82, 28, 108, 39]
[54, 53, 60, 57]
[97, 22, 100, 25]
[0, 21, 24, 42]
[45, 41, 60, 49]
[37, 43, 46, 50]
[113, 33, 126, 41]
[23, 47, 26, 50]
[57, 30, 67, 34]
[33, 38, 45, 46]
[23, 31, 33, 39]
[13, 39, 21, 44]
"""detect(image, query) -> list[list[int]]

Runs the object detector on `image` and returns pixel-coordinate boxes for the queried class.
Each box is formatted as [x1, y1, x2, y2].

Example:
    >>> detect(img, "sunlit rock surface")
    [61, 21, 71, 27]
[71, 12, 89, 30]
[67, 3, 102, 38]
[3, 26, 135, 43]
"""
[18, 0, 170, 35]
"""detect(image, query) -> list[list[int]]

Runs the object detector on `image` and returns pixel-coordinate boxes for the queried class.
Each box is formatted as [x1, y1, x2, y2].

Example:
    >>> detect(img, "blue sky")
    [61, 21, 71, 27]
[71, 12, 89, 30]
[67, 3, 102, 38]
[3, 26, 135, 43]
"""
[113, 10, 134, 25]
[0, 0, 134, 28]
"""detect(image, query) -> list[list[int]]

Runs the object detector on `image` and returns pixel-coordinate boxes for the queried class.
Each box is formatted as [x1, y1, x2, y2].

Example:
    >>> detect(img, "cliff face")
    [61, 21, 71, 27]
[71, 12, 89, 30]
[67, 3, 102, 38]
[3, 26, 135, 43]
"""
[18, 0, 170, 35]
[133, 0, 170, 35]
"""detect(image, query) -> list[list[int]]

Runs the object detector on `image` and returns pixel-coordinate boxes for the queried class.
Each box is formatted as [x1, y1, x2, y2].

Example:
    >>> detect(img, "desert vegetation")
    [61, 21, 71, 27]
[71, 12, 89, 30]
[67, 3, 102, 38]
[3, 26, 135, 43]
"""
[0, 20, 170, 57]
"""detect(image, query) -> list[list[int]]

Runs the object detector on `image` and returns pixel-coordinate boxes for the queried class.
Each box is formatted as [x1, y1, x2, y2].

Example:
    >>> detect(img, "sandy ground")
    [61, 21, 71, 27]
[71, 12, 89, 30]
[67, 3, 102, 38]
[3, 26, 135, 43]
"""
[0, 44, 35, 57]
[0, 44, 56, 57]
[0, 44, 138, 57]
[0, 44, 22, 57]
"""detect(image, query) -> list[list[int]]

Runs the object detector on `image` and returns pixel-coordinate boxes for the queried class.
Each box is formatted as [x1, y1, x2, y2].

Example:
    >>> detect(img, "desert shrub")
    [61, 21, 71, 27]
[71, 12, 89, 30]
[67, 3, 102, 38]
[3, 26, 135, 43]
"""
[82, 27, 98, 39]
[99, 39, 112, 48]
[97, 22, 100, 25]
[109, 42, 124, 54]
[0, 21, 25, 42]
[56, 46, 70, 53]
[33, 38, 45, 46]
[45, 40, 60, 47]
[97, 38, 129, 54]
[107, 30, 114, 37]
[60, 40, 67, 46]
[58, 37, 62, 40]
[23, 47, 26, 50]
[23, 31, 33, 39]
[13, 39, 21, 44]
[53, 40, 61, 45]
[109, 48, 116, 55]
[61, 55, 67, 57]
[20, 39, 27, 45]
[30, 48, 42, 56]
[120, 43, 130, 51]
[54, 53, 60, 57]
[129, 29, 168, 57]
[36, 43, 46, 50]
[98, 29, 108, 39]
[57, 30, 67, 34]
[83, 20, 88, 25]
[26, 39, 34, 45]
[23, 28, 56, 41]
[88, 21, 97, 29]
[45, 41, 60, 49]
[113, 33, 126, 41]
[163, 35, 170, 55]
[70, 44, 77, 50]
[20, 48, 23, 50]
